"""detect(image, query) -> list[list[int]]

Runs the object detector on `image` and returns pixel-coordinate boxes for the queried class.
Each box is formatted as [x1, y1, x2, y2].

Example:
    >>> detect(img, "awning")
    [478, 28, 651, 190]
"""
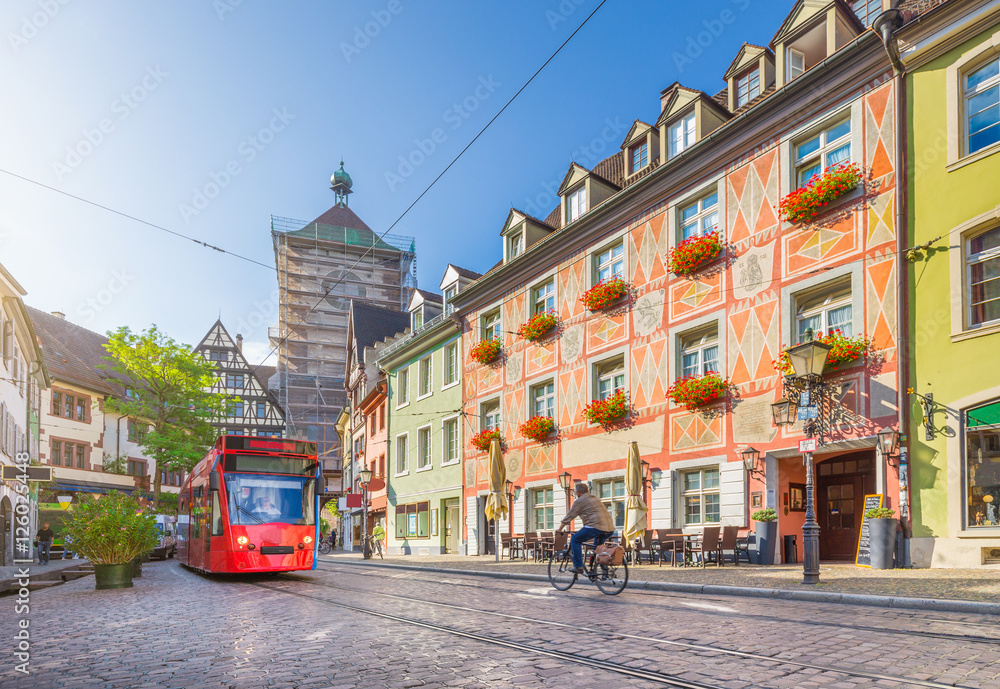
[968, 401, 1000, 428]
[51, 479, 139, 494]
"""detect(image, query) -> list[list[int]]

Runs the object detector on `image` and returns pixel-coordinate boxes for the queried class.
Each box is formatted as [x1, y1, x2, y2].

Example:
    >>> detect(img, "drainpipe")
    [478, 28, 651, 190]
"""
[874, 7, 911, 567]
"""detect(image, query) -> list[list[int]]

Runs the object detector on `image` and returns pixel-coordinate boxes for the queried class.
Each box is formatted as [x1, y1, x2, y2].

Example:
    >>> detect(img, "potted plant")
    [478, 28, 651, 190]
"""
[517, 310, 558, 342]
[666, 373, 729, 411]
[66, 491, 159, 590]
[751, 508, 778, 565]
[470, 338, 503, 365]
[470, 428, 502, 453]
[864, 506, 897, 570]
[778, 162, 863, 225]
[666, 230, 724, 276]
[582, 390, 629, 425]
[773, 329, 873, 375]
[580, 276, 630, 311]
[519, 416, 556, 442]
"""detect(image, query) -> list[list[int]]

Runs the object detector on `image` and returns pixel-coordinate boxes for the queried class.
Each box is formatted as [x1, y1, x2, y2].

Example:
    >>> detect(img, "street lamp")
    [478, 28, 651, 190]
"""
[358, 467, 372, 559]
[640, 460, 650, 486]
[558, 471, 573, 510]
[740, 446, 764, 481]
[877, 427, 901, 467]
[771, 329, 832, 586]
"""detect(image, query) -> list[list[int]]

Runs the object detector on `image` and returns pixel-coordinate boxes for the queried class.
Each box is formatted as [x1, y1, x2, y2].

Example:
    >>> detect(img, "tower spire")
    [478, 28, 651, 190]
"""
[330, 160, 353, 207]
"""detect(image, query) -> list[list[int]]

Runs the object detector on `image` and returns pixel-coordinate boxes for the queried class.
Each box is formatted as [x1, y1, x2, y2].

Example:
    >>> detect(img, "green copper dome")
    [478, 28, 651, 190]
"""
[331, 160, 353, 189]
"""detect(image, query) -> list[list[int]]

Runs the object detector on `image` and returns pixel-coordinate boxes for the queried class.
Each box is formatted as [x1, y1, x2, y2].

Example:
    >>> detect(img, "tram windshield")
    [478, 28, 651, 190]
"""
[224, 473, 316, 525]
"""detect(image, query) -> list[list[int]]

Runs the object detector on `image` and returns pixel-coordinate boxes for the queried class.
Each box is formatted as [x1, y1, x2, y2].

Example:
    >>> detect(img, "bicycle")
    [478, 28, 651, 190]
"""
[317, 535, 333, 555]
[367, 535, 384, 559]
[548, 536, 628, 595]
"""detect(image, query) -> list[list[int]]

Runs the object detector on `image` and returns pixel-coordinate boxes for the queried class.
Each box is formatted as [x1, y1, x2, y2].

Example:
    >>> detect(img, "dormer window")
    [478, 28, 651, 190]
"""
[736, 67, 761, 107]
[668, 113, 695, 158]
[788, 48, 806, 80]
[412, 309, 423, 330]
[567, 186, 587, 222]
[851, 0, 884, 27]
[509, 234, 523, 259]
[630, 141, 649, 174]
[444, 285, 457, 315]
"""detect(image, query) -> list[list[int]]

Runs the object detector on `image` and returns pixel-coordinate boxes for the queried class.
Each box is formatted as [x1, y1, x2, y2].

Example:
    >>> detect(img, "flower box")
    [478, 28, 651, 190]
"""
[470, 338, 503, 365]
[470, 429, 502, 453]
[519, 416, 556, 442]
[778, 162, 863, 225]
[666, 373, 728, 410]
[773, 330, 872, 375]
[667, 230, 724, 276]
[582, 390, 629, 425]
[580, 277, 630, 311]
[517, 311, 558, 341]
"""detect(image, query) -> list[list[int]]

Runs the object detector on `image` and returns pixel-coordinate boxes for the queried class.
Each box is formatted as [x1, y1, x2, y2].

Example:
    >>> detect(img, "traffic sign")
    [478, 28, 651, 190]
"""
[800, 391, 810, 406]
[797, 405, 819, 420]
[798, 438, 817, 453]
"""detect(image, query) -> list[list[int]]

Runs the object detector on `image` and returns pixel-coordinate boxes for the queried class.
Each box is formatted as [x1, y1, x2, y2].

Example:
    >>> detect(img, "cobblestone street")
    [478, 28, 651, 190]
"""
[2, 559, 1000, 689]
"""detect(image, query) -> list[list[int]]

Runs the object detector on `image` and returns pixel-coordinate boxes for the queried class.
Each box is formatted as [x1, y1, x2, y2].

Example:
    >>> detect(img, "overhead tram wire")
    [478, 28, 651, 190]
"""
[253, 0, 609, 370]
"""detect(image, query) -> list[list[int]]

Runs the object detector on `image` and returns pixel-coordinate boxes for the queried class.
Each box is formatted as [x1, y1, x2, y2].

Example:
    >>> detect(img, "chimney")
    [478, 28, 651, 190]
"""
[236, 334, 243, 352]
[51, 311, 65, 320]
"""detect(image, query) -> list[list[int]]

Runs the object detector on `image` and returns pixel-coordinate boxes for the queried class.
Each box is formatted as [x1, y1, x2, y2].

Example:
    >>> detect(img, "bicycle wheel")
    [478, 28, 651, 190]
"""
[548, 549, 577, 591]
[595, 557, 629, 595]
[375, 540, 384, 559]
[318, 541, 331, 555]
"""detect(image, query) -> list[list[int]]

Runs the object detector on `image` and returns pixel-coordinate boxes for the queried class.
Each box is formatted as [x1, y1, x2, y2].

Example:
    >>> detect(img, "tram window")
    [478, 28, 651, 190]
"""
[225, 473, 316, 526]
[212, 492, 223, 536]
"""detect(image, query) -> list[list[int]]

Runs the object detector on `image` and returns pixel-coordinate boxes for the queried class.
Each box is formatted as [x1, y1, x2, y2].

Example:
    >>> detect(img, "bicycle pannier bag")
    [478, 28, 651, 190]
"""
[595, 543, 624, 566]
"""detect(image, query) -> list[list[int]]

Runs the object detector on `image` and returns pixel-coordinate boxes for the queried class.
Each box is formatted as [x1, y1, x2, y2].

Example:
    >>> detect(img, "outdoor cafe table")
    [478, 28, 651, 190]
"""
[509, 535, 525, 560]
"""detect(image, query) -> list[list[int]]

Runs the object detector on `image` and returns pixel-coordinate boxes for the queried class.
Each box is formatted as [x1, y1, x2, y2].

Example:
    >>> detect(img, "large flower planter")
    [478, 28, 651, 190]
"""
[131, 557, 143, 578]
[94, 563, 134, 590]
[667, 231, 724, 276]
[580, 277, 630, 312]
[754, 521, 778, 565]
[868, 518, 897, 570]
[778, 162, 863, 225]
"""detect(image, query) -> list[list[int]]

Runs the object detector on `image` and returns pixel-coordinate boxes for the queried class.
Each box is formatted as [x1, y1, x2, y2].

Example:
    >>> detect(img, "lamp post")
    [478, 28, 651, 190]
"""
[358, 467, 372, 560]
[771, 330, 832, 585]
[558, 471, 573, 511]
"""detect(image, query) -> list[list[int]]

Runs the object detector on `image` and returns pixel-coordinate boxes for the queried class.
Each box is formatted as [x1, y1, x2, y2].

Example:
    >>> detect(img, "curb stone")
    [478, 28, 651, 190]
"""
[323, 558, 1000, 615]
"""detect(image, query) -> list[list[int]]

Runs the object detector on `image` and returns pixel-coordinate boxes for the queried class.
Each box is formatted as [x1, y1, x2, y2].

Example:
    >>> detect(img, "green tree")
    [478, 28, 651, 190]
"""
[101, 325, 233, 506]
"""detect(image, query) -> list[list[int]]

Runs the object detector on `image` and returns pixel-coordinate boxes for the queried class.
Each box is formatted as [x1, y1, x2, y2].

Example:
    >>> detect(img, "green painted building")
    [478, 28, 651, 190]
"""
[378, 266, 480, 555]
[898, 1, 1000, 567]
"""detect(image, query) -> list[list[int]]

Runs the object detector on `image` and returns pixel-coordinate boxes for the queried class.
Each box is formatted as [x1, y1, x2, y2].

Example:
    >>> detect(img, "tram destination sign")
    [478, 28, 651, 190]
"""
[855, 494, 885, 568]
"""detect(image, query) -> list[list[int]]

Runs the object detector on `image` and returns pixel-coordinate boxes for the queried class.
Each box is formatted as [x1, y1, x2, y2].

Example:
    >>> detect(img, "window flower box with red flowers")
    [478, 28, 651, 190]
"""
[469, 338, 503, 365]
[517, 311, 558, 342]
[470, 428, 502, 453]
[773, 330, 873, 375]
[667, 230, 724, 276]
[582, 390, 629, 425]
[666, 373, 729, 411]
[519, 416, 556, 442]
[580, 277, 630, 312]
[778, 162, 863, 225]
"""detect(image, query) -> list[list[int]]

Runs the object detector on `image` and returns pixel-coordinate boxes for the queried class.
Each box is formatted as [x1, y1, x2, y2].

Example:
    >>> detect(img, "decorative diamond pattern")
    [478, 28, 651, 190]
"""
[670, 412, 723, 452]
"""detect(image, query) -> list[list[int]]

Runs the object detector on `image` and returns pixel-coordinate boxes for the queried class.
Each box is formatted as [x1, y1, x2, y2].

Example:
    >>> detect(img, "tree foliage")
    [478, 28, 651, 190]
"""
[100, 325, 233, 505]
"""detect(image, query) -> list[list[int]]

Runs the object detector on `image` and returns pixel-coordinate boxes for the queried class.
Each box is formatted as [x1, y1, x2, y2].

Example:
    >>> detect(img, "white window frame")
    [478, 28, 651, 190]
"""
[396, 367, 410, 408]
[788, 47, 806, 81]
[482, 310, 501, 342]
[395, 433, 408, 476]
[794, 281, 853, 342]
[533, 280, 555, 316]
[793, 117, 852, 189]
[443, 342, 459, 388]
[444, 285, 457, 315]
[680, 328, 720, 378]
[530, 380, 555, 419]
[417, 355, 433, 399]
[594, 356, 625, 402]
[416, 425, 432, 472]
[594, 478, 626, 531]
[679, 192, 720, 241]
[668, 112, 696, 158]
[736, 66, 760, 107]
[509, 233, 523, 259]
[530, 486, 554, 531]
[967, 226, 1000, 329]
[481, 399, 501, 432]
[595, 242, 625, 284]
[963, 56, 1000, 156]
[412, 309, 423, 331]
[630, 140, 649, 173]
[567, 185, 587, 222]
[680, 467, 721, 526]
[441, 415, 460, 466]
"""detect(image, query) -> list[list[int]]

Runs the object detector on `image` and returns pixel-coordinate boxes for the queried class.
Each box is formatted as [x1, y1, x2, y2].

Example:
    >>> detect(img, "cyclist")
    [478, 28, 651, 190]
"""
[371, 521, 385, 553]
[556, 482, 615, 574]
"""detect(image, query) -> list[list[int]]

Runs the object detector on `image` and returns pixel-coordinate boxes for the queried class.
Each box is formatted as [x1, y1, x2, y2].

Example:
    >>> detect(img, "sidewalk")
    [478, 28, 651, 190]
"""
[321, 550, 1000, 613]
[0, 557, 91, 593]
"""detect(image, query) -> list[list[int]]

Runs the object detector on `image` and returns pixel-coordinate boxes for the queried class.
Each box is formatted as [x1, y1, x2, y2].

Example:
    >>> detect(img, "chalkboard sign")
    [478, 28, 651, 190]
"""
[855, 494, 885, 568]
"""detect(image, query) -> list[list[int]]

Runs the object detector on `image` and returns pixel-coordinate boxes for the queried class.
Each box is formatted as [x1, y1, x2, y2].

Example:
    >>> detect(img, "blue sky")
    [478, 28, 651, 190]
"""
[0, 0, 791, 367]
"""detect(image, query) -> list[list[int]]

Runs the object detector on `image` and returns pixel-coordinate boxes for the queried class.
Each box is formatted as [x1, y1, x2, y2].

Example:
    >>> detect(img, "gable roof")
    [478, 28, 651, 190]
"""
[412, 289, 443, 304]
[311, 204, 372, 232]
[655, 83, 731, 127]
[723, 43, 774, 79]
[446, 264, 482, 281]
[770, 0, 865, 49]
[27, 307, 115, 394]
[348, 300, 410, 367]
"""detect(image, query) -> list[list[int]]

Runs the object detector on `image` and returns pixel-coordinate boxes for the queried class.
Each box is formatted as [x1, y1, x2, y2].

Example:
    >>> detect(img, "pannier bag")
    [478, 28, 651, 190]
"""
[594, 543, 624, 566]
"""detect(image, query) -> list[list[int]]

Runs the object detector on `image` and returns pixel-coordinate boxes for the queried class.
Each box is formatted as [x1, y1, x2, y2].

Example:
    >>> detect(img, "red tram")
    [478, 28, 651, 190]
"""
[177, 435, 320, 573]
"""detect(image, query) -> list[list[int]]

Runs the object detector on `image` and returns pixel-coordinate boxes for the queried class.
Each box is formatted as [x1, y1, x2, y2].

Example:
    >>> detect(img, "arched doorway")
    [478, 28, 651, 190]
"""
[816, 450, 876, 560]
[0, 496, 12, 568]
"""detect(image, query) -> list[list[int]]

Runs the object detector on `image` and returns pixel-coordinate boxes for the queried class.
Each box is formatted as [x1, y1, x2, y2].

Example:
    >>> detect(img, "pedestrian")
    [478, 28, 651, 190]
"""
[36, 522, 54, 565]
[330, 529, 337, 550]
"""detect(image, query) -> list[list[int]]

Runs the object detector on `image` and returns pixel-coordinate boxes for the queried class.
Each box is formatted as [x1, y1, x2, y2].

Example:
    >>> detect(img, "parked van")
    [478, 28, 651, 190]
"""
[152, 514, 177, 559]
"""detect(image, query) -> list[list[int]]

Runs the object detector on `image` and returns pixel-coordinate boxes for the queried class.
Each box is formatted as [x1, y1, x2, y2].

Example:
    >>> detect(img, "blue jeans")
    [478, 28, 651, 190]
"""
[38, 541, 51, 565]
[570, 527, 612, 569]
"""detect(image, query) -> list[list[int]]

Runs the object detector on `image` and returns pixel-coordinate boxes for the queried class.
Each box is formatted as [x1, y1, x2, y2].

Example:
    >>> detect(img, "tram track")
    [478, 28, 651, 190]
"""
[314, 560, 1000, 646]
[266, 573, 981, 689]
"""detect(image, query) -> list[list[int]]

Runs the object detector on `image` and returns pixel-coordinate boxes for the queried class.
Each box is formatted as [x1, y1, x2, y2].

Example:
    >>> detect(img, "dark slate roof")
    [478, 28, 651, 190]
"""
[449, 265, 482, 281]
[26, 307, 115, 394]
[311, 204, 371, 232]
[899, 0, 950, 18]
[712, 88, 729, 108]
[511, 208, 557, 230]
[414, 289, 443, 304]
[350, 301, 410, 365]
[252, 365, 277, 393]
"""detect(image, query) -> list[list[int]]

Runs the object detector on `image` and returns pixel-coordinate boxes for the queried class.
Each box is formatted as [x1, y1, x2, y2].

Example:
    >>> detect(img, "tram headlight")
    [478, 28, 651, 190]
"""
[303, 536, 313, 544]
[236, 536, 248, 545]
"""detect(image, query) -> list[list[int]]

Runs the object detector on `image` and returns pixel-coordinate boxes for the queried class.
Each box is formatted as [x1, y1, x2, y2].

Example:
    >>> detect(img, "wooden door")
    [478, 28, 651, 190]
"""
[818, 475, 863, 560]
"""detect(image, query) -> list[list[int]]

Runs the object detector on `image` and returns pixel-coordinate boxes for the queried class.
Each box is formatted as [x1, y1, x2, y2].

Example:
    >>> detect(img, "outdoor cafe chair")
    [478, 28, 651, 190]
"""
[719, 525, 740, 566]
[656, 529, 684, 567]
[735, 529, 754, 564]
[686, 526, 722, 567]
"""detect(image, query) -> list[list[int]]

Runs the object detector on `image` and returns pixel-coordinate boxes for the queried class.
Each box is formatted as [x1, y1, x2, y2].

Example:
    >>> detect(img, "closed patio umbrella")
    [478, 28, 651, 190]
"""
[623, 441, 649, 546]
[484, 437, 508, 562]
